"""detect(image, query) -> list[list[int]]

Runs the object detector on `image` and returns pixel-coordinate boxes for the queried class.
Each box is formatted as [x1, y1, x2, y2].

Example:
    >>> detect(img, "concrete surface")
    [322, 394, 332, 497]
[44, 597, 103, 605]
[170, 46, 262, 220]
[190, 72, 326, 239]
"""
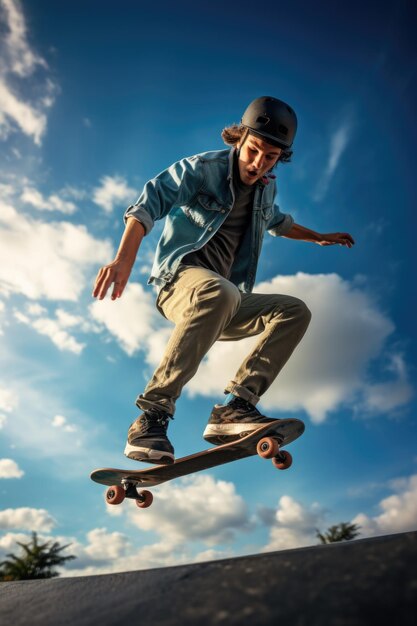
[1, 531, 416, 625]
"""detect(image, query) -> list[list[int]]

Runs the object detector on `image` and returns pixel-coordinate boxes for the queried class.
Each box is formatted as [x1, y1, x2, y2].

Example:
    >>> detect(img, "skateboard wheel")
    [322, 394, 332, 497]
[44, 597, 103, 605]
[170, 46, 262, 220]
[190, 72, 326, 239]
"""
[257, 437, 280, 459]
[272, 450, 293, 470]
[106, 485, 125, 505]
[136, 489, 153, 509]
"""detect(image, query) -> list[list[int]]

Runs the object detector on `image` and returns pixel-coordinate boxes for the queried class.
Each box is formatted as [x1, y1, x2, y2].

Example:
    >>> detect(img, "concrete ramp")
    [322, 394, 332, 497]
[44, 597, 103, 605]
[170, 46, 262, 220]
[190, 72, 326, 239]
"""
[1, 531, 416, 625]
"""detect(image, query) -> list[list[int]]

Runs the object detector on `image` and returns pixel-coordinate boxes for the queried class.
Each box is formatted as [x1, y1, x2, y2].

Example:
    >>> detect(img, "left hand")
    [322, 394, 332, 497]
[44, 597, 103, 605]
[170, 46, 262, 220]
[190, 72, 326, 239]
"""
[317, 232, 355, 248]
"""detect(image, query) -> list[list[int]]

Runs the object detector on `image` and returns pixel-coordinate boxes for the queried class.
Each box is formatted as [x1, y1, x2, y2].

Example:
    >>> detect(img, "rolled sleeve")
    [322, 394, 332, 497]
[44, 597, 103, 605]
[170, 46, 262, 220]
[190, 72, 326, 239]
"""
[267, 207, 294, 237]
[124, 205, 154, 235]
[123, 155, 203, 236]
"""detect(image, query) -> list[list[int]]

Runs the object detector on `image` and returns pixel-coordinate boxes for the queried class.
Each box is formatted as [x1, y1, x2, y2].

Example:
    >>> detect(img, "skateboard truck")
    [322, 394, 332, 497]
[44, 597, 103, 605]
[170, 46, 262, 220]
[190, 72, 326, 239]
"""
[256, 436, 293, 469]
[106, 479, 154, 509]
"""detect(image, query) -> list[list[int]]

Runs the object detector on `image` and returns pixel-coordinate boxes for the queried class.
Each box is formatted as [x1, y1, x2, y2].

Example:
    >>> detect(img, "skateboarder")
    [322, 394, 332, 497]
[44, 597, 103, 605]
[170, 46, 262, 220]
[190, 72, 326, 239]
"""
[92, 96, 354, 465]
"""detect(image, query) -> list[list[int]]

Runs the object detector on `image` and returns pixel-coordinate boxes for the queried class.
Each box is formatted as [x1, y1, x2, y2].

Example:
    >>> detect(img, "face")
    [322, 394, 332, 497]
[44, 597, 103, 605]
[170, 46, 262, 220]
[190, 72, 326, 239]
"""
[237, 134, 282, 185]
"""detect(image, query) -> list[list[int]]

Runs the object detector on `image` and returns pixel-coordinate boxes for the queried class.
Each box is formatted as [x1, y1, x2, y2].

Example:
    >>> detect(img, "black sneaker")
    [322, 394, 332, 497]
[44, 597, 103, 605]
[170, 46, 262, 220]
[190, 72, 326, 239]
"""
[203, 396, 279, 445]
[124, 408, 175, 464]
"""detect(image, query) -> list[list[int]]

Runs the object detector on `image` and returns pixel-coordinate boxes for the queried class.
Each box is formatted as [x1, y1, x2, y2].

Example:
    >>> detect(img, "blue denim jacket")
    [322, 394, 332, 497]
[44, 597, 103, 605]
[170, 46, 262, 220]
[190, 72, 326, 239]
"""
[124, 148, 293, 293]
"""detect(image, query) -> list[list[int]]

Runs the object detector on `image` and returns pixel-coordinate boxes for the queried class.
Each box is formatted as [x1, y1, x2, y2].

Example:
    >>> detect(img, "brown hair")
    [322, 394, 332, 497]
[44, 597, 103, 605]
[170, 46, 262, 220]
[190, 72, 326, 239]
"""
[221, 124, 293, 163]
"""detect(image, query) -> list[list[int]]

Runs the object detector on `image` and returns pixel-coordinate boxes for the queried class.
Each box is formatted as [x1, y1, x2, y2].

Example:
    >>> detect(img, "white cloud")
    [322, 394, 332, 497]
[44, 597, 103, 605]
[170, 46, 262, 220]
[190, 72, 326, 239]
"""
[328, 126, 350, 175]
[353, 474, 417, 536]
[0, 458, 24, 478]
[51, 414, 77, 433]
[60, 185, 88, 202]
[26, 302, 47, 316]
[361, 353, 413, 413]
[15, 310, 86, 354]
[0, 202, 113, 301]
[125, 474, 251, 546]
[15, 312, 85, 354]
[0, 0, 58, 144]
[0, 386, 17, 413]
[93, 175, 136, 213]
[0, 182, 14, 198]
[193, 548, 233, 563]
[55, 308, 91, 329]
[64, 535, 188, 576]
[313, 118, 353, 202]
[0, 381, 93, 466]
[13, 527, 191, 576]
[90, 282, 163, 356]
[82, 528, 131, 562]
[14, 302, 103, 353]
[63, 537, 233, 577]
[0, 380, 18, 430]
[0, 532, 31, 558]
[0, 299, 5, 334]
[0, 507, 56, 531]
[0, 0, 47, 77]
[21, 187, 77, 214]
[262, 495, 325, 551]
[0, 531, 77, 573]
[13, 303, 99, 354]
[0, 81, 47, 145]
[38, 529, 133, 575]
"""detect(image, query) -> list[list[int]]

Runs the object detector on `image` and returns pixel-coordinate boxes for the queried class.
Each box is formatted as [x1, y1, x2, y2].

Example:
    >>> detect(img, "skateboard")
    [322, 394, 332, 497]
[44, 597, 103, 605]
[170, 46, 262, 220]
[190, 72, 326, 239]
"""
[90, 419, 304, 509]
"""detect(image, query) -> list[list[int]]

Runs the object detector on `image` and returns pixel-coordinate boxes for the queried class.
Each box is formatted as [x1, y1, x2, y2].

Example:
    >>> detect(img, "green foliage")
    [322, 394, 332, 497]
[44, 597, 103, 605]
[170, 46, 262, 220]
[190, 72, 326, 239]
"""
[0, 532, 76, 581]
[316, 522, 361, 544]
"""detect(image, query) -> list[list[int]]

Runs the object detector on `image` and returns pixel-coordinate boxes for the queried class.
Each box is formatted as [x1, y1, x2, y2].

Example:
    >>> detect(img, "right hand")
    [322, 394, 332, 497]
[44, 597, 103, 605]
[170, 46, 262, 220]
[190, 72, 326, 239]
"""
[92, 258, 132, 301]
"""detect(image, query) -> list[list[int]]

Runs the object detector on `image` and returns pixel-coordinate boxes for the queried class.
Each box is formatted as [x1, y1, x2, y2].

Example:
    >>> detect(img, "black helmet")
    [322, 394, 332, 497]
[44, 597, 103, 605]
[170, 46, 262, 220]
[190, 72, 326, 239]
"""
[241, 96, 298, 149]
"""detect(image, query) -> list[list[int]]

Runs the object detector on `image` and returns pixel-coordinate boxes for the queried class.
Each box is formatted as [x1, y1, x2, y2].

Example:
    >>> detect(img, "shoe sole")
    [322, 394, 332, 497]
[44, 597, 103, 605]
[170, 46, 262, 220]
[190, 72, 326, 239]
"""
[124, 442, 175, 465]
[203, 419, 301, 446]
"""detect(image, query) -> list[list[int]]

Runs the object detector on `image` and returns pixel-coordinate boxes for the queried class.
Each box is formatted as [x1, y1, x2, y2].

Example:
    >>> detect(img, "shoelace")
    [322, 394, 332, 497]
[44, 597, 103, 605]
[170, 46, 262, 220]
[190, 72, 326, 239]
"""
[144, 409, 173, 429]
[230, 397, 261, 415]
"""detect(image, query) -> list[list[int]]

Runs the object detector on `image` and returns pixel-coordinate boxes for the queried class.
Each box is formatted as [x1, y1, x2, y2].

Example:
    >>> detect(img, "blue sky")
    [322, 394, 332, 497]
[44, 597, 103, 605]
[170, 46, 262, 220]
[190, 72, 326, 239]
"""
[0, 0, 416, 575]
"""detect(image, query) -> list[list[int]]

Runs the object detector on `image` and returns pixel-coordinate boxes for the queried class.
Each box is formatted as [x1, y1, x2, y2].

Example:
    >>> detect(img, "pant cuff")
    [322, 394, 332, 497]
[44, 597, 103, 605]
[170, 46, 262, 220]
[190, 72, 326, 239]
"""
[136, 395, 175, 416]
[224, 382, 260, 406]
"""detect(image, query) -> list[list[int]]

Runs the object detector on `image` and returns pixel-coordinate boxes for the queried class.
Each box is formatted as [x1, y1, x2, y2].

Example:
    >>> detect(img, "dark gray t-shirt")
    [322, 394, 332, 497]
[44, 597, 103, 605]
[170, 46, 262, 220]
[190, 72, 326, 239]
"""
[182, 156, 254, 279]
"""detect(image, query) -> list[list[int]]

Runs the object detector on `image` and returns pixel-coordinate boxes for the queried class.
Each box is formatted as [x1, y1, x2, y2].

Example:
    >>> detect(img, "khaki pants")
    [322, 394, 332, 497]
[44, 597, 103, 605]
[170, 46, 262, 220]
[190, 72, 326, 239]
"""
[137, 265, 311, 415]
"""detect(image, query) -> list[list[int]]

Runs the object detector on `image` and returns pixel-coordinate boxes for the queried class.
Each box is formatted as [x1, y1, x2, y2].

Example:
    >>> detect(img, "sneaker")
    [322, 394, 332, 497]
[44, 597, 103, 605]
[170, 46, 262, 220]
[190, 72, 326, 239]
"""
[124, 408, 175, 464]
[203, 396, 279, 445]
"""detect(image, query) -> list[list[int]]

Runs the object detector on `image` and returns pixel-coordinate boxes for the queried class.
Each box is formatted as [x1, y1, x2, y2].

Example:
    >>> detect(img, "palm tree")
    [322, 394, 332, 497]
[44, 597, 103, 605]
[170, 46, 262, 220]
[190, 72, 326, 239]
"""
[316, 522, 361, 544]
[0, 532, 76, 581]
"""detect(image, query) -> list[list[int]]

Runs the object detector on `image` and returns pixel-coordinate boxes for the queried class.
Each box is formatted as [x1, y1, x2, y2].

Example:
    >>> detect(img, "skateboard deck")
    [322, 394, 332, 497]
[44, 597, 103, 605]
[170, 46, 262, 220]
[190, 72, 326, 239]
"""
[91, 419, 304, 509]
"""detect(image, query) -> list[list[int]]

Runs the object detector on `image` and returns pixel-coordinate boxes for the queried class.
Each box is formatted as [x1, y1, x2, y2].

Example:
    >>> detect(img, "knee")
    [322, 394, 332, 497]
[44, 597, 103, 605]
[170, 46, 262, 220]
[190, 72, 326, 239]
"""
[272, 295, 311, 328]
[292, 297, 312, 328]
[213, 280, 241, 313]
[197, 278, 241, 313]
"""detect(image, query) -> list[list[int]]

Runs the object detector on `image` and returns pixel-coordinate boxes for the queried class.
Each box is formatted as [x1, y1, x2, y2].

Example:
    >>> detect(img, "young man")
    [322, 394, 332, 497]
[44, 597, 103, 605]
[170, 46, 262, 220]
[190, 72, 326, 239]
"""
[93, 96, 354, 465]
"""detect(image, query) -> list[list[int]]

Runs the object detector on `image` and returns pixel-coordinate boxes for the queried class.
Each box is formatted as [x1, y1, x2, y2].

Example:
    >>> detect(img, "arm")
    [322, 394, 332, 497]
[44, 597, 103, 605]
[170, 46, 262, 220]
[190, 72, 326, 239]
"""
[124, 155, 203, 234]
[93, 155, 203, 301]
[92, 217, 145, 300]
[283, 223, 355, 248]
